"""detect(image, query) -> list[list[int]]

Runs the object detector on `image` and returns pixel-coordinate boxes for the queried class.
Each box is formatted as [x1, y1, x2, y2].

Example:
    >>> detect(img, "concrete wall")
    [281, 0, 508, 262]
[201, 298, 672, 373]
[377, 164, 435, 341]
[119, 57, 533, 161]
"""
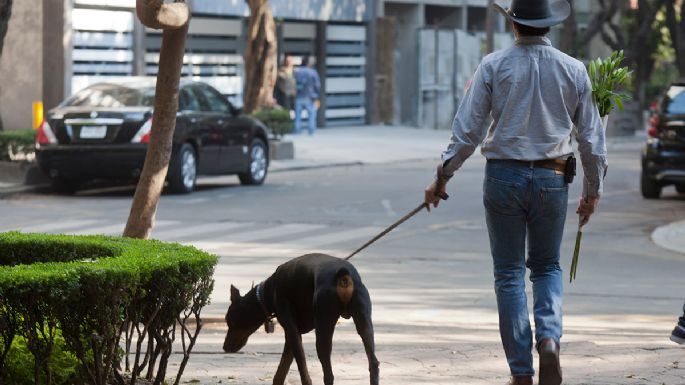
[191, 0, 371, 21]
[0, 0, 43, 130]
[384, 2, 422, 125]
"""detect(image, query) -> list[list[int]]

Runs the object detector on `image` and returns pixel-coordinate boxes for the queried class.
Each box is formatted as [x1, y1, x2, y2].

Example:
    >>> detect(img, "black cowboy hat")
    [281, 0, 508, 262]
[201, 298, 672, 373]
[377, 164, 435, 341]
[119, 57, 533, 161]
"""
[493, 0, 571, 28]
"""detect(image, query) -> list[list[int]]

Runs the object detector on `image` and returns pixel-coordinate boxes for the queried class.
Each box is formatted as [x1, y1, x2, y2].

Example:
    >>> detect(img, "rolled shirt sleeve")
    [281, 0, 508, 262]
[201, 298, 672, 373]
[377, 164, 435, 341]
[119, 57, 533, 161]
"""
[440, 63, 492, 178]
[574, 72, 608, 198]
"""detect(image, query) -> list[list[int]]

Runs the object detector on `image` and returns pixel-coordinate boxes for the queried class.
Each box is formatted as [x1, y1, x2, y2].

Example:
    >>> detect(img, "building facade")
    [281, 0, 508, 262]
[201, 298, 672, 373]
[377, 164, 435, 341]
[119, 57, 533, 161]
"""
[0, 0, 373, 130]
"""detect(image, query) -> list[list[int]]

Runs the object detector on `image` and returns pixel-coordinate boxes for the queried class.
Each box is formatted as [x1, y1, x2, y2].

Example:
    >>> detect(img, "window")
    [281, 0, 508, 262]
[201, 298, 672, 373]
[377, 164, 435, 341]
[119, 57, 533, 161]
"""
[665, 86, 685, 115]
[196, 85, 231, 113]
[179, 87, 201, 111]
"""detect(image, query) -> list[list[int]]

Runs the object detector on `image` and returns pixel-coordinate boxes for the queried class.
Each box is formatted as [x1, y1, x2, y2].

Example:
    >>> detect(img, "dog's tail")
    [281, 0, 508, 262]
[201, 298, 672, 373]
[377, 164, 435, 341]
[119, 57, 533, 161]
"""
[336, 268, 354, 319]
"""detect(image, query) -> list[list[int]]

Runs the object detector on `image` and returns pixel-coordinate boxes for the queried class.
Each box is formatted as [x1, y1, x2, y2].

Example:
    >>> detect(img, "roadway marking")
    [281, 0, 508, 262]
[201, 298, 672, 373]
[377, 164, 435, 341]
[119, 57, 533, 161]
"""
[73, 220, 178, 235]
[212, 223, 327, 243]
[152, 221, 250, 241]
[7, 219, 101, 234]
[280, 226, 384, 248]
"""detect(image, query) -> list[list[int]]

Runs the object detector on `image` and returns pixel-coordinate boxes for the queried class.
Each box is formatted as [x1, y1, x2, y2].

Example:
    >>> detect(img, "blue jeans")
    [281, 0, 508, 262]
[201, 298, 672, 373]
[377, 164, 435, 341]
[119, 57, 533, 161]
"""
[294, 98, 317, 135]
[483, 160, 568, 376]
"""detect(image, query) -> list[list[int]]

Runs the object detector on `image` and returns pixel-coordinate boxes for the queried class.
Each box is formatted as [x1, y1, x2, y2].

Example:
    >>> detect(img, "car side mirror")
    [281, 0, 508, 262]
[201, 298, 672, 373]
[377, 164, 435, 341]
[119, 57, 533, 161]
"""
[230, 105, 243, 116]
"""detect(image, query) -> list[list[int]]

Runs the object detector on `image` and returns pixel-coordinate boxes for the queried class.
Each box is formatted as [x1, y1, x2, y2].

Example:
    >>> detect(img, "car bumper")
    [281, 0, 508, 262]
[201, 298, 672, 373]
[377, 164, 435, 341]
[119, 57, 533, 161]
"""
[642, 140, 685, 184]
[37, 144, 147, 181]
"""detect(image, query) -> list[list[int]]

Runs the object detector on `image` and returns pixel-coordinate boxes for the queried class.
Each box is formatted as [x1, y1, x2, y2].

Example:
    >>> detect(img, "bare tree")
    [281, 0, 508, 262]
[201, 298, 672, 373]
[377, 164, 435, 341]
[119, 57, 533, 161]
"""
[598, 0, 666, 108]
[123, 0, 190, 239]
[0, 0, 13, 131]
[560, 0, 622, 57]
[243, 0, 278, 114]
[664, 0, 685, 77]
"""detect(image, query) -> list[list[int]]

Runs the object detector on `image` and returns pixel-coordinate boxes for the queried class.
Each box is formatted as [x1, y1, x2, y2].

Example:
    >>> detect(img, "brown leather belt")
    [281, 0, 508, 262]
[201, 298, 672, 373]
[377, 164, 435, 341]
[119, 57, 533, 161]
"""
[492, 158, 567, 173]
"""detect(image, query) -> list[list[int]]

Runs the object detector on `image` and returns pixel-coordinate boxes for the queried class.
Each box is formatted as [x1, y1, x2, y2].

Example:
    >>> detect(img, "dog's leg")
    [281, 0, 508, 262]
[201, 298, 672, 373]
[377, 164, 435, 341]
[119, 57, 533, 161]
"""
[273, 343, 293, 385]
[276, 301, 312, 385]
[351, 287, 380, 385]
[315, 308, 338, 385]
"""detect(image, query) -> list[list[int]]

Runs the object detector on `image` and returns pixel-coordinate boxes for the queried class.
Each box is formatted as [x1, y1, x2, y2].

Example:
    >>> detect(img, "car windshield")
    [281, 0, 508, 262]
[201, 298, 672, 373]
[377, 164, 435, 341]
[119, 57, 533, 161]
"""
[61, 85, 155, 108]
[665, 85, 685, 114]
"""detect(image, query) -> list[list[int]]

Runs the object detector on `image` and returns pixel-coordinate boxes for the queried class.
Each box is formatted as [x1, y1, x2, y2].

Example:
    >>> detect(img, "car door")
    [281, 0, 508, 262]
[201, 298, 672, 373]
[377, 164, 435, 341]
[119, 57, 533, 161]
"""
[187, 85, 224, 174]
[195, 84, 249, 172]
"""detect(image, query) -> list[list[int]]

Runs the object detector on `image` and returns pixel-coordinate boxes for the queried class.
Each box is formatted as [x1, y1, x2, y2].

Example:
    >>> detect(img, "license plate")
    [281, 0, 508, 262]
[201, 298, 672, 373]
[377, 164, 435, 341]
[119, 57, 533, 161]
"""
[79, 125, 108, 139]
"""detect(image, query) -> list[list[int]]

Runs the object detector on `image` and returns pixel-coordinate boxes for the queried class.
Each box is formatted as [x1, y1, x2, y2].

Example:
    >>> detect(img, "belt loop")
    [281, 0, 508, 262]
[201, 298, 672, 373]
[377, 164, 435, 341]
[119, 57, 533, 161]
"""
[528, 161, 534, 169]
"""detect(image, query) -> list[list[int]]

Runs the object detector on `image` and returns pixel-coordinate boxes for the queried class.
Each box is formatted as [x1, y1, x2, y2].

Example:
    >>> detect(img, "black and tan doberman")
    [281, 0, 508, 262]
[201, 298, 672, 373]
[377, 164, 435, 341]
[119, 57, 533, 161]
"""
[223, 253, 379, 385]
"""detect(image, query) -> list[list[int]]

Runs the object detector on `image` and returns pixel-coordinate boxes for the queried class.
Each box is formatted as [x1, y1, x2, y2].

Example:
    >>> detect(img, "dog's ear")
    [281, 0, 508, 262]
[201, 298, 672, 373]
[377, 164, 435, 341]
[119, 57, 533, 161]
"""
[230, 285, 241, 303]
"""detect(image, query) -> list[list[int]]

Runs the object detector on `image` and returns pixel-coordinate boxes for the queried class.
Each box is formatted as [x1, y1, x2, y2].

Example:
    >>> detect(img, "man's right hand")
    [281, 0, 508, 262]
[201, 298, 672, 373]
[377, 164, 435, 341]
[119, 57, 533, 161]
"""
[576, 196, 600, 227]
[424, 180, 447, 211]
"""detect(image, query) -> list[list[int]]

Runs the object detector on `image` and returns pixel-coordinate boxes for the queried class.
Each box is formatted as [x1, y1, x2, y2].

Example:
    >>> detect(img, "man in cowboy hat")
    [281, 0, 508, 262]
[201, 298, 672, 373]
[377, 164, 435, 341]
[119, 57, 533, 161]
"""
[424, 1, 607, 384]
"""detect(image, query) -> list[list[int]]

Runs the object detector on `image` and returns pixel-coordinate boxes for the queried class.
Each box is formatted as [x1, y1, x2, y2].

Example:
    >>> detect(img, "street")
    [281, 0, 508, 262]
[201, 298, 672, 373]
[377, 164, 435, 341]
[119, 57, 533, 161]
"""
[1, 143, 684, 385]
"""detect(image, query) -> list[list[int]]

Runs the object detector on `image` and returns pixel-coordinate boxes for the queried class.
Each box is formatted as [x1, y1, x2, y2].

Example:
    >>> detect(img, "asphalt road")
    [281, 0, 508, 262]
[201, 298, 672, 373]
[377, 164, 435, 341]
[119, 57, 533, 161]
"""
[1, 147, 684, 384]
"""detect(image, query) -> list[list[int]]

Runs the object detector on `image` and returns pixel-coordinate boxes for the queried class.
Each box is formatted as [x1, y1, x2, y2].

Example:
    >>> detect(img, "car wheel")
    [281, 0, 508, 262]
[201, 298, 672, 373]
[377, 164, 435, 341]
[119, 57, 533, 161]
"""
[51, 178, 80, 195]
[238, 138, 268, 185]
[640, 172, 661, 199]
[168, 143, 197, 194]
[676, 184, 685, 194]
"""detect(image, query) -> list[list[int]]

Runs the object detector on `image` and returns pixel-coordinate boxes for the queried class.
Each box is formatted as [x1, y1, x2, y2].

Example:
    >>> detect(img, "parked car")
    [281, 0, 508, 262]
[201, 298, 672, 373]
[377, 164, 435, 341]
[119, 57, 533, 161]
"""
[36, 78, 270, 193]
[641, 81, 685, 199]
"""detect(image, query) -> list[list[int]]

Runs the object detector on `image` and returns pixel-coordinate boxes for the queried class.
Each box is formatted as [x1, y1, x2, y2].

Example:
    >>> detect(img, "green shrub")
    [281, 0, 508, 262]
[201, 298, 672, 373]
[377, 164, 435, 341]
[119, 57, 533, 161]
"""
[0, 129, 36, 161]
[5, 330, 79, 385]
[0, 232, 218, 385]
[252, 108, 293, 138]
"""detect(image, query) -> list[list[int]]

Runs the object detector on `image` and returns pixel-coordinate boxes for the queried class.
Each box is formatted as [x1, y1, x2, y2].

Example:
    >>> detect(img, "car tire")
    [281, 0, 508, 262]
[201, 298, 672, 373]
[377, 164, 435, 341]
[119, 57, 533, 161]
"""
[51, 178, 80, 195]
[168, 143, 197, 194]
[238, 138, 268, 186]
[640, 172, 661, 199]
[676, 184, 685, 194]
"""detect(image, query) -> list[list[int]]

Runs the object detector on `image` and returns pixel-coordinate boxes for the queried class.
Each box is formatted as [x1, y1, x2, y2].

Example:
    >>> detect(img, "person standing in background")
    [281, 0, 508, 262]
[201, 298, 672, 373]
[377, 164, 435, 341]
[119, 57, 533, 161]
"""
[294, 56, 321, 135]
[274, 53, 296, 111]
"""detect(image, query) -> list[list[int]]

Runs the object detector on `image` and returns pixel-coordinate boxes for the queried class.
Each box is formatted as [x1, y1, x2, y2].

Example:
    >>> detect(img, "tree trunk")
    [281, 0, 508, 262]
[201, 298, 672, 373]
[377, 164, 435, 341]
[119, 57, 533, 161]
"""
[665, 0, 685, 77]
[559, 0, 577, 54]
[123, 1, 190, 239]
[0, 0, 13, 131]
[243, 0, 277, 114]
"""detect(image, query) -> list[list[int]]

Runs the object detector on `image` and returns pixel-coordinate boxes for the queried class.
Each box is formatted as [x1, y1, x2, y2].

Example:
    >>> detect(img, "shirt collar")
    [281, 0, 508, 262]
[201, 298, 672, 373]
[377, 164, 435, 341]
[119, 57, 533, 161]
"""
[515, 36, 552, 46]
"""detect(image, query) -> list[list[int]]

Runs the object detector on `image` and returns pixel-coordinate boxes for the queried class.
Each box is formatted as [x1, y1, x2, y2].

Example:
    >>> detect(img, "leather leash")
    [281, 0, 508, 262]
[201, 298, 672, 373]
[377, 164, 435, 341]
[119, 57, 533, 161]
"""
[345, 183, 449, 261]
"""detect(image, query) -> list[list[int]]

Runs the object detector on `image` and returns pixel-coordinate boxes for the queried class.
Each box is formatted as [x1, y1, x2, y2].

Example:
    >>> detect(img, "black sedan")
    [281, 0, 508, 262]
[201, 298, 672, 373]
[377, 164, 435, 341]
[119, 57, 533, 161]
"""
[641, 80, 685, 199]
[36, 79, 270, 193]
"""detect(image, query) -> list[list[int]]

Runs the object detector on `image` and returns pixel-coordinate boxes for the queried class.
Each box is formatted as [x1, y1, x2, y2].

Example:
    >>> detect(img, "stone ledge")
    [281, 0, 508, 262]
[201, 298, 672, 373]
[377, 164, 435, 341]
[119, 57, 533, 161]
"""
[269, 139, 295, 160]
[0, 161, 49, 185]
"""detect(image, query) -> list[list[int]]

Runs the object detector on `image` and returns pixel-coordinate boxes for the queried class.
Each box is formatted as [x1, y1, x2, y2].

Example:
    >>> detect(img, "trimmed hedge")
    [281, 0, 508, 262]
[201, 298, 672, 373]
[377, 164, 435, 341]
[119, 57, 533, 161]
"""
[252, 108, 293, 138]
[0, 232, 218, 385]
[0, 129, 36, 161]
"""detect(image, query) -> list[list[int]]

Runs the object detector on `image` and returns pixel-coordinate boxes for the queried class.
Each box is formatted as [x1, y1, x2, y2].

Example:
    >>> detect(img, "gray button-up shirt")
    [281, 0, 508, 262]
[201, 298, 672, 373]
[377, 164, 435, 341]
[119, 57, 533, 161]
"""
[441, 36, 608, 197]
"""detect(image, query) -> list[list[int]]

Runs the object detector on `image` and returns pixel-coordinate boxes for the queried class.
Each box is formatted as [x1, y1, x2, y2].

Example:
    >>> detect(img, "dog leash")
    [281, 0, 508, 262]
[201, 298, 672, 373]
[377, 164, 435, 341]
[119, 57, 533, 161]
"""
[345, 176, 449, 260]
[345, 202, 429, 260]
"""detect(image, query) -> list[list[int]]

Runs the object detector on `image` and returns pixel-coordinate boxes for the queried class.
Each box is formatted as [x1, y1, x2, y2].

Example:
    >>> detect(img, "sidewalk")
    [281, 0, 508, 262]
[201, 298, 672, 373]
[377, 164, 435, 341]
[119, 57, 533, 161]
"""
[270, 124, 447, 171]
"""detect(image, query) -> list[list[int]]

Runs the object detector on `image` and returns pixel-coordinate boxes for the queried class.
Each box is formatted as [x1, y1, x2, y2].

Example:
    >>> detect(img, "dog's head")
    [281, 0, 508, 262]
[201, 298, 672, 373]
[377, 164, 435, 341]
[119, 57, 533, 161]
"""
[223, 285, 263, 353]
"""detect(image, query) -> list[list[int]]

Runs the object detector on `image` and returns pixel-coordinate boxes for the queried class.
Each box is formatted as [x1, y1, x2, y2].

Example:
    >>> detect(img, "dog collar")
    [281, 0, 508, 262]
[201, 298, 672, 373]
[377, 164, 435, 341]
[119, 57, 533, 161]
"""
[256, 282, 276, 333]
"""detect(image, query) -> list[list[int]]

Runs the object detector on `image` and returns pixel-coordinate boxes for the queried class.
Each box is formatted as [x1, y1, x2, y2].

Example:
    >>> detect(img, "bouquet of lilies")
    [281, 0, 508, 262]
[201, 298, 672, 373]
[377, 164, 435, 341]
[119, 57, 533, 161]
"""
[570, 50, 631, 283]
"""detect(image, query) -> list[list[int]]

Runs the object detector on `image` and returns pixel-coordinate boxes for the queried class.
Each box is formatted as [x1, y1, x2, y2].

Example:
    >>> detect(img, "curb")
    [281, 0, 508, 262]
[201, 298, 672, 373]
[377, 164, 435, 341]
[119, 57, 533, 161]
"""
[651, 220, 685, 255]
[0, 184, 50, 198]
[270, 161, 364, 173]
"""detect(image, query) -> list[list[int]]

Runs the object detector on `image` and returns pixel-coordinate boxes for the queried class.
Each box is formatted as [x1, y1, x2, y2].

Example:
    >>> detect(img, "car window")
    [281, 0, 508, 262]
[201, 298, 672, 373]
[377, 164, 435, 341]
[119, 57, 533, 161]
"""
[665, 86, 685, 114]
[179, 87, 201, 111]
[62, 85, 155, 108]
[197, 85, 231, 113]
